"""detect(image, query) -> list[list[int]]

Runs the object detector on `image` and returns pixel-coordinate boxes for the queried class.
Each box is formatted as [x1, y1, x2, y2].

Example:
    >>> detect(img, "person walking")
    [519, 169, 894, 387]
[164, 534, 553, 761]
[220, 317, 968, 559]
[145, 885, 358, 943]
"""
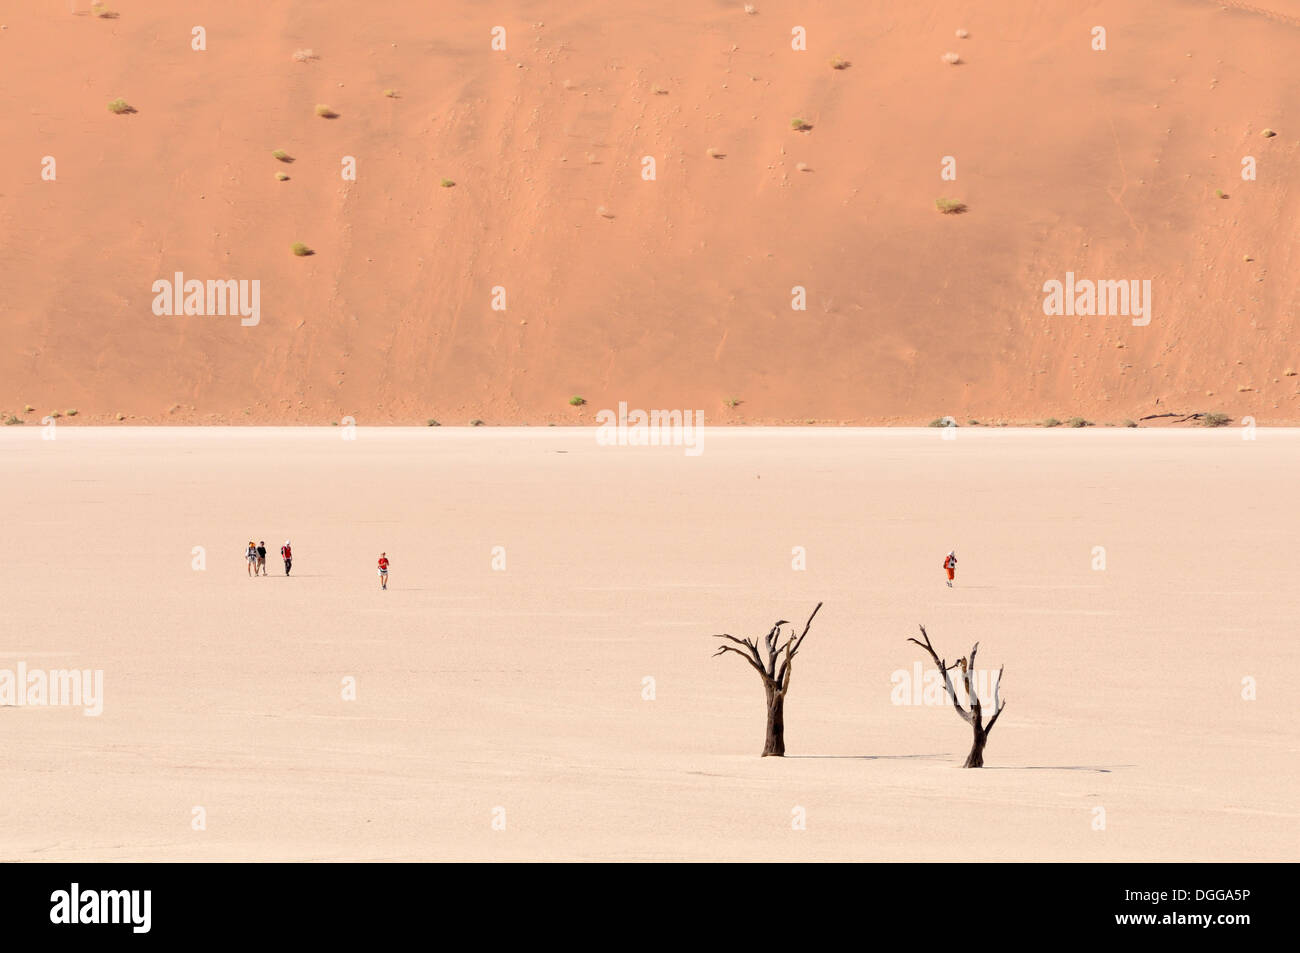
[245, 541, 258, 577]
[256, 540, 268, 576]
[943, 550, 957, 587]
[377, 552, 390, 590]
[280, 540, 293, 576]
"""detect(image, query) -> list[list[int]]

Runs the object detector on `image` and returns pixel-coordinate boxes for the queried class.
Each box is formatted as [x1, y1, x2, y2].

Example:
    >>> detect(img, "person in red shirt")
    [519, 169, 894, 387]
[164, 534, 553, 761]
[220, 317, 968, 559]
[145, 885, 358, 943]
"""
[377, 552, 390, 590]
[943, 550, 957, 587]
[280, 540, 293, 576]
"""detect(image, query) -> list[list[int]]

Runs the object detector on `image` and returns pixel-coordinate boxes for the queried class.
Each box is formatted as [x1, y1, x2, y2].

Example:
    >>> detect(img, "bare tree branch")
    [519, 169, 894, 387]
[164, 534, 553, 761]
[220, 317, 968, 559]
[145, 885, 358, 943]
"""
[712, 643, 768, 678]
[776, 602, 823, 685]
[908, 625, 969, 723]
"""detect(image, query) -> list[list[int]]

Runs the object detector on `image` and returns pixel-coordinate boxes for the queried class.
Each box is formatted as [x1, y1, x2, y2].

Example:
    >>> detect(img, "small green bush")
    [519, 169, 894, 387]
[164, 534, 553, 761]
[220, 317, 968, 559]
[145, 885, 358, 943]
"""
[1201, 413, 1231, 427]
[569, 396, 586, 406]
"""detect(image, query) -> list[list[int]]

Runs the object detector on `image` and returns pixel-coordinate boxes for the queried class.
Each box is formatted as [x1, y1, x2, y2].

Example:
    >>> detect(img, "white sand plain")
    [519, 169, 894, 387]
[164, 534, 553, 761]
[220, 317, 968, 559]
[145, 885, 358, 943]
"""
[1, 427, 1296, 861]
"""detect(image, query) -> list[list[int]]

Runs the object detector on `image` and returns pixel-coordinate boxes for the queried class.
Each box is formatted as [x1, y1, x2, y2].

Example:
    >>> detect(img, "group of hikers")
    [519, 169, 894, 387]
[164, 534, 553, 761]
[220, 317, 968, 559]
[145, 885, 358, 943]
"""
[245, 540, 293, 577]
[243, 540, 391, 589]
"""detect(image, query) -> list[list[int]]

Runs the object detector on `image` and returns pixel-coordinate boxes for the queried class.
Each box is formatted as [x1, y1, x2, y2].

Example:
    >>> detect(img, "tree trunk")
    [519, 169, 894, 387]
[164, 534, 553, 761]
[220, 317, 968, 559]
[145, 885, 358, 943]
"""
[963, 727, 987, 768]
[763, 685, 786, 757]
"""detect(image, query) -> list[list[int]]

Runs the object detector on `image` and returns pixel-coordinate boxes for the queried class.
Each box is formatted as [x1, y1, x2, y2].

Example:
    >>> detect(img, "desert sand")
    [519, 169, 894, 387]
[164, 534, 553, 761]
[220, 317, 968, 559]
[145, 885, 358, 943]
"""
[2, 1, 1300, 426]
[1, 426, 1296, 861]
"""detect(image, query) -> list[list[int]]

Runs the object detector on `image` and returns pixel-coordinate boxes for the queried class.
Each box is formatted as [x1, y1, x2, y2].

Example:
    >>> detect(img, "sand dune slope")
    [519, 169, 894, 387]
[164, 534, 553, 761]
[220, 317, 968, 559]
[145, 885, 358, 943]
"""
[1, 2, 1299, 424]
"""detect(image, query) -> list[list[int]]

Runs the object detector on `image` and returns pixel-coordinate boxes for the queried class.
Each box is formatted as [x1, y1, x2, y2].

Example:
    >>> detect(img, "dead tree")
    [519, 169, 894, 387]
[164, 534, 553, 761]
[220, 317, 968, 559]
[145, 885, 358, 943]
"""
[713, 603, 823, 757]
[907, 625, 1006, 768]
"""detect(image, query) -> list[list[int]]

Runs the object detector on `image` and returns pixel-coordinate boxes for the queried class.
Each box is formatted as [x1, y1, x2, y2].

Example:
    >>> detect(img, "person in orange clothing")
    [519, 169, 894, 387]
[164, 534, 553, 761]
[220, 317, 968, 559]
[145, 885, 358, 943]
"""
[377, 552, 390, 590]
[943, 550, 957, 587]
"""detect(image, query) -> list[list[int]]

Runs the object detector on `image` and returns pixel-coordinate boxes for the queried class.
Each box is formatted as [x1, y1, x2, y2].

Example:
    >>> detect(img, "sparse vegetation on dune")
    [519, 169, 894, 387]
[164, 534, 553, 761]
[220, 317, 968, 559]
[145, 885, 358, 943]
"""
[107, 98, 133, 114]
[66, 409, 78, 417]
[3, 416, 23, 426]
[314, 104, 337, 118]
[790, 117, 812, 131]
[956, 28, 970, 39]
[935, 198, 967, 214]
[426, 419, 440, 427]
[440, 178, 455, 188]
[706, 147, 724, 158]
[272, 150, 292, 162]
[597, 206, 614, 219]
[1200, 413, 1231, 427]
[1261, 128, 1276, 138]
[829, 57, 851, 70]
[569, 396, 586, 406]
[275, 172, 289, 181]
[469, 419, 485, 427]
[724, 397, 742, 409]
[293, 49, 318, 63]
[1041, 417, 1062, 428]
[384, 89, 398, 98]
[1124, 419, 1138, 428]
[652, 85, 668, 95]
[291, 242, 312, 257]
[942, 51, 961, 65]
[91, 4, 118, 18]
[1067, 417, 1092, 428]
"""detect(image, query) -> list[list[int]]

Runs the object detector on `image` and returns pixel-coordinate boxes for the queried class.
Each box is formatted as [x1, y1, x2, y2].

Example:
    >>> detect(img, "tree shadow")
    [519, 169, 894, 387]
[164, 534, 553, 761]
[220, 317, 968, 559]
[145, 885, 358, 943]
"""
[982, 765, 1129, 773]
[786, 753, 953, 760]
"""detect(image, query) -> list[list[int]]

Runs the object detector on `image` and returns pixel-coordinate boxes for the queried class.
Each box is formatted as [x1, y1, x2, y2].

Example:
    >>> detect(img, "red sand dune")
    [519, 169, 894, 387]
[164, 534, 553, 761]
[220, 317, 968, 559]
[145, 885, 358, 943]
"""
[2, 0, 1298, 425]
